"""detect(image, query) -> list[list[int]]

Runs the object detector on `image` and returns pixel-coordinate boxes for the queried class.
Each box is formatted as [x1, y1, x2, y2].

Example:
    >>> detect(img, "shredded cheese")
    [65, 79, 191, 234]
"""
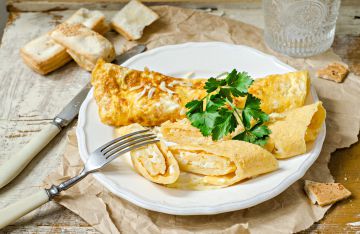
[159, 81, 175, 95]
[183, 71, 195, 79]
[168, 80, 193, 87]
[136, 85, 150, 101]
[148, 87, 156, 99]
[129, 84, 144, 91]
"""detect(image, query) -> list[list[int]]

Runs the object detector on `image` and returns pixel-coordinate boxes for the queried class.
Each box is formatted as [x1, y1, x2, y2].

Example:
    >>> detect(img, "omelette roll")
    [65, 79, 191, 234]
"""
[268, 101, 326, 159]
[169, 141, 278, 187]
[160, 119, 212, 145]
[160, 119, 244, 146]
[248, 71, 310, 114]
[91, 60, 206, 127]
[115, 124, 180, 184]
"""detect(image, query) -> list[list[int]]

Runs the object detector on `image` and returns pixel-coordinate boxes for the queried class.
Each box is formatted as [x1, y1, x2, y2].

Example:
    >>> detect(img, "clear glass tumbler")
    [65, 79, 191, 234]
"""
[263, 0, 341, 57]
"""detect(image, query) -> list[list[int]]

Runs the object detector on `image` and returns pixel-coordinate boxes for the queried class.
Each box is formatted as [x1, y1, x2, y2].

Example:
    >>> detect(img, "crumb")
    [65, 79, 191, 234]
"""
[316, 62, 349, 83]
[344, 177, 348, 181]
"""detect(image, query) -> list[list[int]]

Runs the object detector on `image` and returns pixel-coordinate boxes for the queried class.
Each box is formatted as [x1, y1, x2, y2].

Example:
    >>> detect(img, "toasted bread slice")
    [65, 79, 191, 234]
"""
[50, 23, 115, 71]
[66, 8, 110, 35]
[20, 34, 70, 75]
[20, 8, 109, 75]
[111, 0, 159, 40]
[304, 180, 351, 206]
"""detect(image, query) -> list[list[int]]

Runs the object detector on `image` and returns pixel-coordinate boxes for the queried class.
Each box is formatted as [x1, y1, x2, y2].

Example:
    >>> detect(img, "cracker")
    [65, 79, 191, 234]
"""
[304, 180, 351, 206]
[111, 0, 159, 40]
[316, 62, 349, 83]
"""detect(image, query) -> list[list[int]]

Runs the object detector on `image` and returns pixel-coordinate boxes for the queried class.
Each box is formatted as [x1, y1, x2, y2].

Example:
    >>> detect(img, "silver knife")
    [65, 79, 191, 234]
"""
[0, 45, 146, 189]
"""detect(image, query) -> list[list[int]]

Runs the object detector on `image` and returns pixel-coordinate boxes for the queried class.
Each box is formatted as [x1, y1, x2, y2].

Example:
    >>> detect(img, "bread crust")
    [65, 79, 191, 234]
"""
[50, 23, 115, 71]
[111, 0, 159, 41]
[20, 8, 109, 75]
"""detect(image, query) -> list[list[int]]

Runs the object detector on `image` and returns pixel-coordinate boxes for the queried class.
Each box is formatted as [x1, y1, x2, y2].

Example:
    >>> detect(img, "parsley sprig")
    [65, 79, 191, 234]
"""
[185, 69, 271, 146]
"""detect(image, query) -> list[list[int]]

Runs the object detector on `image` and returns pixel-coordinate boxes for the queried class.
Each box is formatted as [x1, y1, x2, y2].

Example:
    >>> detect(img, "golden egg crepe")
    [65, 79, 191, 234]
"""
[248, 71, 310, 114]
[268, 101, 326, 159]
[92, 59, 206, 126]
[159, 119, 279, 152]
[160, 119, 209, 144]
[160, 119, 240, 145]
[168, 140, 278, 187]
[115, 123, 180, 184]
[166, 172, 224, 190]
[92, 59, 310, 127]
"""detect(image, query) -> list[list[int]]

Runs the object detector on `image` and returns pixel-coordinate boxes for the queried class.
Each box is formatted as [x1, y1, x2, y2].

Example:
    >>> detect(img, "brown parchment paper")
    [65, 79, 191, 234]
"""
[45, 6, 360, 234]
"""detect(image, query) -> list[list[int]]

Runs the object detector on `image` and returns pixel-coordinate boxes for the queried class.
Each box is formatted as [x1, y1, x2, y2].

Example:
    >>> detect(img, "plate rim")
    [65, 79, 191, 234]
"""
[76, 41, 326, 215]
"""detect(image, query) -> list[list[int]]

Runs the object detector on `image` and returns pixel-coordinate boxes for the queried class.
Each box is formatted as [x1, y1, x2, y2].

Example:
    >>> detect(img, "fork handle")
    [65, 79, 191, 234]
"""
[0, 123, 60, 189]
[0, 189, 49, 229]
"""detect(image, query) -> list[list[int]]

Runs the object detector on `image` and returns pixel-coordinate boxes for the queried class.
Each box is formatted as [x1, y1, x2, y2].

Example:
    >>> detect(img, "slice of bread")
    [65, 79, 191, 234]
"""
[50, 23, 115, 71]
[20, 34, 71, 75]
[66, 8, 110, 35]
[20, 8, 109, 75]
[304, 180, 351, 206]
[111, 0, 159, 40]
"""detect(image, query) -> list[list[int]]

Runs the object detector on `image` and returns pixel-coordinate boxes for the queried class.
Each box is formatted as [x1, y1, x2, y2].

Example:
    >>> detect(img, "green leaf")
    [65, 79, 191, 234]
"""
[211, 108, 237, 140]
[225, 69, 238, 85]
[188, 111, 219, 136]
[233, 125, 271, 146]
[242, 94, 269, 128]
[252, 137, 269, 146]
[251, 125, 271, 138]
[204, 78, 226, 93]
[206, 94, 225, 112]
[185, 99, 203, 115]
[233, 130, 257, 143]
[185, 70, 270, 146]
[219, 88, 233, 102]
[227, 71, 253, 97]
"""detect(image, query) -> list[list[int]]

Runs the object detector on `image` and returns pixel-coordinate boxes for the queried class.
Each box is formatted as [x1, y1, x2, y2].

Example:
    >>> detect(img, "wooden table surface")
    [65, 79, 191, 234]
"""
[0, 1, 359, 233]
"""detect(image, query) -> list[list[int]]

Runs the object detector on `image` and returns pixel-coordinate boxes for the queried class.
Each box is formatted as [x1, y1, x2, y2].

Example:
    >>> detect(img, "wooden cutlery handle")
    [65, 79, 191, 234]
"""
[0, 124, 60, 189]
[0, 189, 49, 229]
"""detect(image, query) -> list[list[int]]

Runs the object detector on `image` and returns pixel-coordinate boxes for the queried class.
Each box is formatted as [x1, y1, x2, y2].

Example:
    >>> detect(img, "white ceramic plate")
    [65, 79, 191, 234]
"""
[77, 42, 325, 215]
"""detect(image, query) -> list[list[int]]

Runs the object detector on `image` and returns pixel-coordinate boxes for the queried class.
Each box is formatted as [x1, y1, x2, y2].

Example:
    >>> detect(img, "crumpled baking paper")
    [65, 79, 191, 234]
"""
[45, 6, 360, 234]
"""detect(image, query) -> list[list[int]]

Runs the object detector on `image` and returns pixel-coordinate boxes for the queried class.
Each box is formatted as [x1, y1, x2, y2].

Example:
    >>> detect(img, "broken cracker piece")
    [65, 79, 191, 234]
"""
[316, 62, 349, 83]
[304, 180, 351, 206]
[111, 0, 159, 40]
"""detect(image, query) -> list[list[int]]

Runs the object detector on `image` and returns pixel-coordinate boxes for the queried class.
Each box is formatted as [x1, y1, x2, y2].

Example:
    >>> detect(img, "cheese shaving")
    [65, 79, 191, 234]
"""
[159, 81, 175, 95]
[129, 84, 144, 91]
[148, 87, 156, 99]
[168, 80, 193, 87]
[136, 85, 150, 101]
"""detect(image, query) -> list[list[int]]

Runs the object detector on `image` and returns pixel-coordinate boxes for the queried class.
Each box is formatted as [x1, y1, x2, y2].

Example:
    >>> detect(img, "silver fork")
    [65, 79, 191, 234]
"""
[0, 129, 158, 229]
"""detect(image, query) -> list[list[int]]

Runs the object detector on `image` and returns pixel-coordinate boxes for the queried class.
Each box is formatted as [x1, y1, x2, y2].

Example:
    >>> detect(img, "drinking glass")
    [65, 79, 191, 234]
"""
[263, 0, 341, 57]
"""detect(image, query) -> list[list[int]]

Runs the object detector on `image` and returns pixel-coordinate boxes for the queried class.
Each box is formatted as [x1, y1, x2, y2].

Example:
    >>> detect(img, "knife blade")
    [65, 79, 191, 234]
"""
[113, 44, 147, 65]
[0, 45, 147, 189]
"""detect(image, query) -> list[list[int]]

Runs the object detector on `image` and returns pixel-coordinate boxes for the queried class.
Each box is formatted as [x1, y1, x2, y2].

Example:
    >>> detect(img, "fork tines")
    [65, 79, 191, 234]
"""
[100, 130, 159, 159]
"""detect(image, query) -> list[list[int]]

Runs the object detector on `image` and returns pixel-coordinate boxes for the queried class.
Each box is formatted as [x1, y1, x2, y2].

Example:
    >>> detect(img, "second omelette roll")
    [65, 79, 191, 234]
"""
[115, 123, 180, 184]
[169, 141, 278, 187]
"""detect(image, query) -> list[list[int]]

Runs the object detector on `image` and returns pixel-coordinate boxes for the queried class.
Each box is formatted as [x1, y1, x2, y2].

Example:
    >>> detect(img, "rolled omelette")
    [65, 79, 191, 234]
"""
[248, 70, 310, 114]
[115, 123, 180, 184]
[160, 119, 278, 152]
[169, 140, 278, 187]
[92, 59, 206, 126]
[267, 101, 326, 159]
[92, 60, 310, 127]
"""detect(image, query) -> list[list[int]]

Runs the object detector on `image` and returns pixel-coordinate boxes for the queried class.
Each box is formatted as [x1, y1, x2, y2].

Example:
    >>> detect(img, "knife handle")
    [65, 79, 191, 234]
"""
[0, 189, 49, 229]
[0, 124, 61, 189]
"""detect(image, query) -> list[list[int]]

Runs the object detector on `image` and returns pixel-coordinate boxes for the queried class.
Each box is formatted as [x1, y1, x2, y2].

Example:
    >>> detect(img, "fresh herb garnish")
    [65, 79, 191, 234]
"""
[185, 70, 271, 146]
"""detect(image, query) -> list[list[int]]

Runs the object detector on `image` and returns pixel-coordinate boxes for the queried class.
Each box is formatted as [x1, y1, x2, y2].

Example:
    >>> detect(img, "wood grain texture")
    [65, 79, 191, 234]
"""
[0, 3, 359, 234]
